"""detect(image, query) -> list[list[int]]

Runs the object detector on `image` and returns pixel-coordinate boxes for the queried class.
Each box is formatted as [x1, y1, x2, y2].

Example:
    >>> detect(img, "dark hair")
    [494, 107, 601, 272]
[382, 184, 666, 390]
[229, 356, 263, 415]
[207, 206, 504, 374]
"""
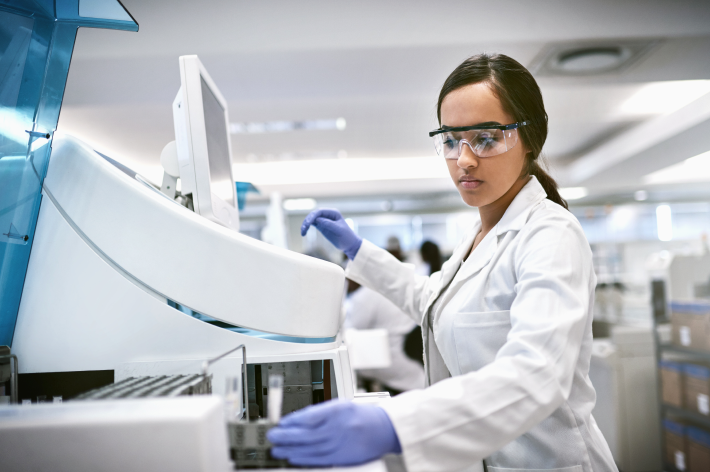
[420, 240, 442, 274]
[436, 53, 568, 210]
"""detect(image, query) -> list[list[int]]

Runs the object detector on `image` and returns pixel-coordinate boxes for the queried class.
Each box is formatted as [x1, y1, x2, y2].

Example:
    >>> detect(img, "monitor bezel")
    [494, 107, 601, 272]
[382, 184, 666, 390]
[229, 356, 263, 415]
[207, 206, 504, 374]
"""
[172, 55, 239, 231]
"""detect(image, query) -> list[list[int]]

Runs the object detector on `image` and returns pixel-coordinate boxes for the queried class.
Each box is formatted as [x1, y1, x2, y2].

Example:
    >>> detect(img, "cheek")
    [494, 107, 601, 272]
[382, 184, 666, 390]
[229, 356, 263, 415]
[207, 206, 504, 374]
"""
[497, 150, 527, 182]
[446, 159, 460, 180]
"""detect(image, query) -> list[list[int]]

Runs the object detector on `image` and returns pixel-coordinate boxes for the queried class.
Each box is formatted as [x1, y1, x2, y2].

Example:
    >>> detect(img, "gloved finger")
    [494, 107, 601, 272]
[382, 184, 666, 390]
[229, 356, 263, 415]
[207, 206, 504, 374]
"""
[280, 453, 338, 467]
[312, 216, 342, 235]
[283, 451, 365, 467]
[270, 440, 340, 461]
[278, 400, 344, 427]
[267, 425, 335, 446]
[314, 208, 343, 221]
[301, 209, 325, 236]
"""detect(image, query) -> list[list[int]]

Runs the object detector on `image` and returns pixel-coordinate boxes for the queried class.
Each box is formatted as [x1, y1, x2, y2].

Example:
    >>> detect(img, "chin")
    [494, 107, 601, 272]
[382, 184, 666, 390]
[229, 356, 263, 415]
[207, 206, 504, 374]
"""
[458, 190, 487, 208]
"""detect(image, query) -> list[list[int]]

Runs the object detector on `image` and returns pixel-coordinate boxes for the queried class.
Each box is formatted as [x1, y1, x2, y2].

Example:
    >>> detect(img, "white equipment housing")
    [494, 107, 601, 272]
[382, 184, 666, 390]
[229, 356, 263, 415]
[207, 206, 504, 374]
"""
[12, 134, 354, 398]
[0, 397, 232, 472]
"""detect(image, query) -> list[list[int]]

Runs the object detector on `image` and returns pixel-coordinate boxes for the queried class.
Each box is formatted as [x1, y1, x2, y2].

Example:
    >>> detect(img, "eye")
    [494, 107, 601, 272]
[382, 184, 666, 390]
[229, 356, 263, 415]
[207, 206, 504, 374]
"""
[474, 130, 503, 148]
[476, 133, 496, 146]
[442, 135, 456, 150]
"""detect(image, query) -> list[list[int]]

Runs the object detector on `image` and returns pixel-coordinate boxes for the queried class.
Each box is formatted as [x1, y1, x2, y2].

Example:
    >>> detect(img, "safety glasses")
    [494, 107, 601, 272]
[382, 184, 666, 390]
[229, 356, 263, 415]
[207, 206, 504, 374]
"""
[429, 121, 529, 159]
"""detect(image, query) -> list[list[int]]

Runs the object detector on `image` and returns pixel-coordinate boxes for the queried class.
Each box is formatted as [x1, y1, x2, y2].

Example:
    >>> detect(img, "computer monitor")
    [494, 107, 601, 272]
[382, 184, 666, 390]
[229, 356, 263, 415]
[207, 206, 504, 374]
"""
[172, 55, 239, 231]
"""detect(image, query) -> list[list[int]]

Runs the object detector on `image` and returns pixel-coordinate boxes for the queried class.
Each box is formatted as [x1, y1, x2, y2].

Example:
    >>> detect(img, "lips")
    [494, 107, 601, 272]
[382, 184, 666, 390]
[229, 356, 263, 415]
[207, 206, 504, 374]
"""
[459, 176, 483, 189]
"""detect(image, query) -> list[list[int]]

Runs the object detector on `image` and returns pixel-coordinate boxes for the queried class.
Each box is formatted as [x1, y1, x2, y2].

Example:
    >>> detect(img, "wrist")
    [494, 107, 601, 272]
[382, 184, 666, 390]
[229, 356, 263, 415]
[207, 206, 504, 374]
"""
[343, 237, 363, 260]
[375, 406, 402, 454]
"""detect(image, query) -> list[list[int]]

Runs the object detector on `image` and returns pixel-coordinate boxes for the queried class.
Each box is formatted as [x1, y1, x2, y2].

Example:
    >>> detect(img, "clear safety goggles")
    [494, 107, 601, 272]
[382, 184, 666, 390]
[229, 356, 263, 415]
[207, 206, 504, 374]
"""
[429, 121, 529, 159]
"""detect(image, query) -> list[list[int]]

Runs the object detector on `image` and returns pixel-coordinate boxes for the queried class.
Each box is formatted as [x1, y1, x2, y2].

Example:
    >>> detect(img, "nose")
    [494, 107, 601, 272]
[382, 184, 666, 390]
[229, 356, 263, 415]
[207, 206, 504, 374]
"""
[456, 140, 479, 169]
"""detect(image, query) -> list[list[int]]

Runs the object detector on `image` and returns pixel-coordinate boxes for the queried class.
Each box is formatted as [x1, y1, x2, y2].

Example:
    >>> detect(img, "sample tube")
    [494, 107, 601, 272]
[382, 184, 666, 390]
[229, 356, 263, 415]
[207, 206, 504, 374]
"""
[224, 376, 242, 422]
[268, 374, 284, 423]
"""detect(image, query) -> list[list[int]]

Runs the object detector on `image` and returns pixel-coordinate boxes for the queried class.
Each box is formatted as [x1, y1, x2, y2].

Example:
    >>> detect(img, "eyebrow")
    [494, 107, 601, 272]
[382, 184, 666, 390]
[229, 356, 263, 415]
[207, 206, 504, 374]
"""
[441, 121, 502, 129]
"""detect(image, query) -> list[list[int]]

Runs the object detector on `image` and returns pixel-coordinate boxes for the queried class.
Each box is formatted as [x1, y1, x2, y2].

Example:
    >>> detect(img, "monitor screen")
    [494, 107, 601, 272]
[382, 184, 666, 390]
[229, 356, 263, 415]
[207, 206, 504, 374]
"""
[200, 77, 234, 207]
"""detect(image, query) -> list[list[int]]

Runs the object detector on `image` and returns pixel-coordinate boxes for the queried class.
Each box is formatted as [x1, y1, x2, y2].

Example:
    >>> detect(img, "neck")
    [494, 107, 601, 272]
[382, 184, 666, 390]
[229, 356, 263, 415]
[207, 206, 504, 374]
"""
[478, 176, 530, 233]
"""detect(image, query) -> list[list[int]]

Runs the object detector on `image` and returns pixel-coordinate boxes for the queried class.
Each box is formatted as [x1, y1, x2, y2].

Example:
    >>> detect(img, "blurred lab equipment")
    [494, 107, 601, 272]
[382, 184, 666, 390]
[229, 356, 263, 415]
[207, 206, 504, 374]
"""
[345, 285, 425, 394]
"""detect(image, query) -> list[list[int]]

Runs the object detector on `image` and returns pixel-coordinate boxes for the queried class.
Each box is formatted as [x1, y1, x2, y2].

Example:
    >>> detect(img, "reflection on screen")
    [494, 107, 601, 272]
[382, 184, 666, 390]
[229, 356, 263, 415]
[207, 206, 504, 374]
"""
[201, 77, 235, 207]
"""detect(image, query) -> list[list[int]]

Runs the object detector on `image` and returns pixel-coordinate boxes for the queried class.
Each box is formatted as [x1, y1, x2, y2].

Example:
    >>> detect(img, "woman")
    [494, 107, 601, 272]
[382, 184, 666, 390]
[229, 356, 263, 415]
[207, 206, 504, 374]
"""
[268, 54, 617, 472]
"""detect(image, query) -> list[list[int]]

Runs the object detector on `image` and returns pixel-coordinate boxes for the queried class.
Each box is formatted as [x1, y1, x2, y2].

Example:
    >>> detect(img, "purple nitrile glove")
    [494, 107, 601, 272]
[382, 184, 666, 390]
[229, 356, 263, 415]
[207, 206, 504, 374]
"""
[301, 209, 362, 260]
[267, 400, 402, 467]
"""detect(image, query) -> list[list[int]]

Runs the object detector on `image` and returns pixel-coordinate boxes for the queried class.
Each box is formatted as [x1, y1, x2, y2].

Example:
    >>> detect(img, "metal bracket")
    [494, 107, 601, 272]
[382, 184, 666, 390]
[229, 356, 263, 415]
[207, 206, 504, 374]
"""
[25, 130, 51, 139]
[202, 344, 249, 421]
[0, 353, 19, 404]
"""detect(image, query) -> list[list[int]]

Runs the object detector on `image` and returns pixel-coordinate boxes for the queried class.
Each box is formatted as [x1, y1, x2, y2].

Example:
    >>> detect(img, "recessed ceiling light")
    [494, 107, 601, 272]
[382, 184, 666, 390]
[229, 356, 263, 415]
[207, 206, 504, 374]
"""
[530, 40, 658, 77]
[556, 47, 630, 73]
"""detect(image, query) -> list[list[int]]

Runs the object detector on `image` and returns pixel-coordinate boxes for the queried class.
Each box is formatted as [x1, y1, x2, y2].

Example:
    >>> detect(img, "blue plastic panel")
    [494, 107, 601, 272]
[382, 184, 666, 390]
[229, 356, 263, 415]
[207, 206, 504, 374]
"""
[683, 363, 710, 380]
[0, 0, 137, 347]
[688, 426, 710, 449]
[663, 418, 686, 437]
[659, 360, 684, 372]
[670, 300, 710, 315]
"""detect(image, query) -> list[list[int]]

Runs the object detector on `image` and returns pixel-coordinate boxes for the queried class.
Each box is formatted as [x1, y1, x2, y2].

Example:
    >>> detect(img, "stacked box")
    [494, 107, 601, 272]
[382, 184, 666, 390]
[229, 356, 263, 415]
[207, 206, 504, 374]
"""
[683, 364, 710, 416]
[665, 419, 688, 471]
[671, 301, 710, 351]
[661, 361, 685, 407]
[687, 427, 710, 472]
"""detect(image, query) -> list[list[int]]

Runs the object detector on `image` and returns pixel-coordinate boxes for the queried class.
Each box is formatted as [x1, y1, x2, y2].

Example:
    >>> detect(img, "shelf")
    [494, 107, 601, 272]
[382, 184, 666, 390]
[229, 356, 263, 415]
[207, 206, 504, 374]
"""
[658, 344, 710, 362]
[662, 404, 710, 429]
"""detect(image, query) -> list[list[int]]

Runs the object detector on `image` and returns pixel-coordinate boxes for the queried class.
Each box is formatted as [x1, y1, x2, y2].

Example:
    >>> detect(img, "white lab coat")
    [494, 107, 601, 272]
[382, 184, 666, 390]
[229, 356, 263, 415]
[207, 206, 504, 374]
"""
[345, 286, 425, 392]
[345, 177, 617, 472]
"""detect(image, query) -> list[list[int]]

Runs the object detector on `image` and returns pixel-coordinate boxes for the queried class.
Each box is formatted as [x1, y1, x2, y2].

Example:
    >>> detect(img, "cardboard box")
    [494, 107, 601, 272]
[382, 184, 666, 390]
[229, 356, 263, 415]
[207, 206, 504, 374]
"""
[671, 301, 710, 351]
[683, 364, 710, 415]
[665, 419, 688, 471]
[661, 361, 685, 407]
[687, 427, 710, 472]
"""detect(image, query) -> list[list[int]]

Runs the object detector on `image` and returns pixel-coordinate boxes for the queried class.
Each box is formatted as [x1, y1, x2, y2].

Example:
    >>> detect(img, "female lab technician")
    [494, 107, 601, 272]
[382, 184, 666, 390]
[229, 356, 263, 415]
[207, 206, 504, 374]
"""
[268, 54, 617, 472]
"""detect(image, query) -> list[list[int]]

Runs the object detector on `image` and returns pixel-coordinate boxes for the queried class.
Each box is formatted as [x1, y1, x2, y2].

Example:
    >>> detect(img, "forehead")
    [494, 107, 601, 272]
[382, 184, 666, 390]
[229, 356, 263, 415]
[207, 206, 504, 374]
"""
[440, 82, 513, 127]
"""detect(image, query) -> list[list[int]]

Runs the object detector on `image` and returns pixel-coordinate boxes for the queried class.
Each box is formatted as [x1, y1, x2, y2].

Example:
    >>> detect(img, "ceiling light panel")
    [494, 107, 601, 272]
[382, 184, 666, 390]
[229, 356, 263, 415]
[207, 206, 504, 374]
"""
[618, 80, 710, 116]
[230, 118, 346, 134]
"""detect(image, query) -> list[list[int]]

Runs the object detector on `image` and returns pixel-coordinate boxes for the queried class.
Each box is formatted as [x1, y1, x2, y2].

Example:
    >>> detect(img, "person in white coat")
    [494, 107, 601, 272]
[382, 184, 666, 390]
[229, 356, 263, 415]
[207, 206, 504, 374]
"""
[268, 53, 617, 472]
[345, 279, 426, 394]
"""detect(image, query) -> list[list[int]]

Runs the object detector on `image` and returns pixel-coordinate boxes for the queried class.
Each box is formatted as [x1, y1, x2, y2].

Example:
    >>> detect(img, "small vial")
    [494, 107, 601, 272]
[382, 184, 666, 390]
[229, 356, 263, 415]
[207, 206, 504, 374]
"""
[22, 399, 31, 405]
[53, 396, 63, 403]
[268, 374, 284, 423]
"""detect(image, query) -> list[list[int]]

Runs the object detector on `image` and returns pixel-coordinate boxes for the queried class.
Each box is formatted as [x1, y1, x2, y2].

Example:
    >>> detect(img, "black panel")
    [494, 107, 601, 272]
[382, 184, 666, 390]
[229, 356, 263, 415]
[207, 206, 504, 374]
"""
[254, 364, 263, 418]
[652, 279, 667, 322]
[18, 370, 114, 402]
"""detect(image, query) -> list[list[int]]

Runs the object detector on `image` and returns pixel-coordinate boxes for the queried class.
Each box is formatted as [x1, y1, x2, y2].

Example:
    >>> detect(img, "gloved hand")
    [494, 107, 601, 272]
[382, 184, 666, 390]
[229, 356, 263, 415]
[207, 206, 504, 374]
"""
[301, 209, 362, 260]
[267, 400, 402, 467]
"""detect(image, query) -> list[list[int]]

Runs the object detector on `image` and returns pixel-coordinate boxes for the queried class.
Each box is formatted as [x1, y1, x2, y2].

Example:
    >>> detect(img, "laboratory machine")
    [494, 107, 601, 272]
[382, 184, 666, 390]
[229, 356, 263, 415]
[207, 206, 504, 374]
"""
[0, 1, 375, 470]
[1, 0, 354, 411]
[11, 51, 354, 406]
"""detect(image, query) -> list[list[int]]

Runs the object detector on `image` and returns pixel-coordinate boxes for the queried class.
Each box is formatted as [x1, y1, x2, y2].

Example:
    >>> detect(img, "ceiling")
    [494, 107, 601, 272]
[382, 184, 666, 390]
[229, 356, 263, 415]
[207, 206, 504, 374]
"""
[57, 0, 710, 204]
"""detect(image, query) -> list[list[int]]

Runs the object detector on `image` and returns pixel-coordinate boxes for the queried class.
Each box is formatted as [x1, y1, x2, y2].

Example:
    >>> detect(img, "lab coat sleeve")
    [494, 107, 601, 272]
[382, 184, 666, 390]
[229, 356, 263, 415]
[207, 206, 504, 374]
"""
[345, 240, 440, 325]
[379, 212, 593, 472]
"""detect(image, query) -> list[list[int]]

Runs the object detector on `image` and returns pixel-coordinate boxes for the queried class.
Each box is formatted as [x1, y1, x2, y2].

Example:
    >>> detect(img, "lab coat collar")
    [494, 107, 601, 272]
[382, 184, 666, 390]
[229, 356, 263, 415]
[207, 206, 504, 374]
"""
[427, 177, 547, 309]
[494, 175, 548, 236]
[443, 176, 547, 286]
